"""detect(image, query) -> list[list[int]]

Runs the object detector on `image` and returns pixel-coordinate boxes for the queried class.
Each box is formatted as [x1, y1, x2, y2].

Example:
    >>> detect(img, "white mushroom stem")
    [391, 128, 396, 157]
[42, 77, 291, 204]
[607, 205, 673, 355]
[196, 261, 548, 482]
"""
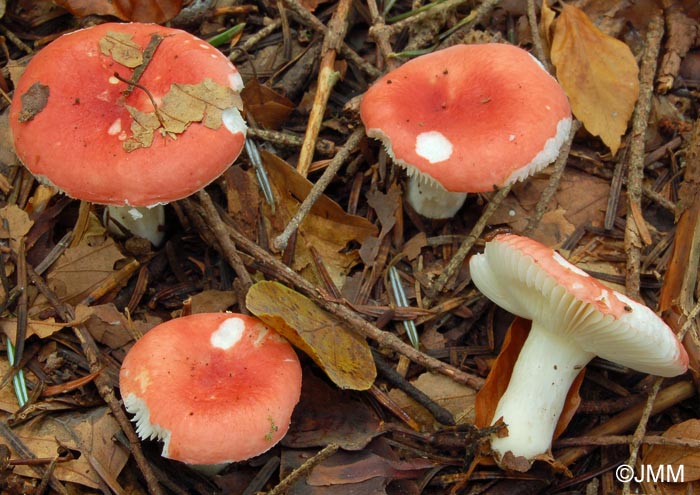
[490, 321, 594, 460]
[405, 174, 467, 219]
[104, 204, 166, 247]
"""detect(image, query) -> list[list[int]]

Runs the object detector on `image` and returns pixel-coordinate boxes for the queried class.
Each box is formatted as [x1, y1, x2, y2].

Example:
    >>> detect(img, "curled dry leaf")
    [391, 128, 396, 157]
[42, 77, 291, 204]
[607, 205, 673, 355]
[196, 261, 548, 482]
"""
[9, 407, 129, 488]
[550, 3, 639, 155]
[246, 280, 376, 390]
[640, 419, 700, 494]
[54, 0, 184, 23]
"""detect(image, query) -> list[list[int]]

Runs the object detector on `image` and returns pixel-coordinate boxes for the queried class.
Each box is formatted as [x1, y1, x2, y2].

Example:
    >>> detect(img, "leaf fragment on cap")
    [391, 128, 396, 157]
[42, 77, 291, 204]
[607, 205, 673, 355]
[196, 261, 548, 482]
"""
[122, 79, 242, 151]
[18, 82, 50, 122]
[99, 32, 144, 68]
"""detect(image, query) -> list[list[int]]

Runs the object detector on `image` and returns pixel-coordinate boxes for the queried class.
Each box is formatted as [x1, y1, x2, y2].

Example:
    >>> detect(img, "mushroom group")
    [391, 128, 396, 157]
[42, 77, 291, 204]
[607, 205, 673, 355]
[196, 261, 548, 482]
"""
[470, 234, 688, 464]
[360, 43, 572, 219]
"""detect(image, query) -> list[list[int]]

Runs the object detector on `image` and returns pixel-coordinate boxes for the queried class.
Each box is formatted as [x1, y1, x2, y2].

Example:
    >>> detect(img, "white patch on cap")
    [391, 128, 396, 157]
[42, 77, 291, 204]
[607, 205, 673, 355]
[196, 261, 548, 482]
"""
[199, 43, 211, 50]
[228, 73, 244, 92]
[509, 134, 516, 142]
[415, 131, 453, 164]
[108, 76, 121, 85]
[210, 317, 245, 349]
[595, 290, 613, 309]
[96, 90, 111, 102]
[552, 251, 590, 277]
[108, 118, 122, 136]
[222, 107, 247, 136]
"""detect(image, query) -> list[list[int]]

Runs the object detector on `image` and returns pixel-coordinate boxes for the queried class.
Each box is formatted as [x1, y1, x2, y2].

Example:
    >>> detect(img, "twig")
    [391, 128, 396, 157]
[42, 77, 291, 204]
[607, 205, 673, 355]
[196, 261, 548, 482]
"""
[624, 14, 664, 300]
[526, 0, 551, 72]
[265, 444, 339, 495]
[197, 190, 254, 292]
[426, 185, 513, 301]
[296, 0, 353, 176]
[282, 0, 381, 78]
[273, 127, 364, 251]
[555, 380, 695, 466]
[621, 378, 663, 495]
[522, 120, 580, 236]
[229, 19, 282, 63]
[555, 434, 700, 449]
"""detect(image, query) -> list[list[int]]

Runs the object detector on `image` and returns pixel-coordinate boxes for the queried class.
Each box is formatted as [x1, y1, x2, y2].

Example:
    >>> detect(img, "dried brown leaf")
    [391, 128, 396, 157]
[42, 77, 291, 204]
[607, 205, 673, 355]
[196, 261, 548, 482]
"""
[388, 372, 476, 430]
[17, 82, 49, 122]
[99, 31, 143, 68]
[228, 152, 377, 289]
[241, 79, 295, 129]
[54, 0, 183, 23]
[551, 3, 639, 154]
[641, 419, 700, 492]
[28, 238, 127, 315]
[246, 281, 376, 391]
[10, 407, 129, 488]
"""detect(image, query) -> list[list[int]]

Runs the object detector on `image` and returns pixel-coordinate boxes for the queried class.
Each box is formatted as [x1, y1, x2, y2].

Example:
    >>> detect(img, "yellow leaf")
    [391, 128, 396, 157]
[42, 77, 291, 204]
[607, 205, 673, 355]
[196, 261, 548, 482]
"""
[551, 3, 639, 154]
[246, 280, 376, 390]
[641, 419, 700, 492]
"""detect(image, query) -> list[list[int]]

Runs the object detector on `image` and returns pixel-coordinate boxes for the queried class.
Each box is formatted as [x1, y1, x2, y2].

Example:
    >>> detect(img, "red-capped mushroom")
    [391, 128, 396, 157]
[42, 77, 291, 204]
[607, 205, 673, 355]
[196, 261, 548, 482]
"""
[119, 312, 302, 473]
[360, 43, 572, 219]
[10, 22, 247, 245]
[470, 234, 688, 464]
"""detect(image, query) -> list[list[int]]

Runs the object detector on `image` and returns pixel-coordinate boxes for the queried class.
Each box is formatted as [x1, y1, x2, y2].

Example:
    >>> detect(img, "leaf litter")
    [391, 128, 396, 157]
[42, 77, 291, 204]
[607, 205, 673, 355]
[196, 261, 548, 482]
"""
[0, 0, 699, 493]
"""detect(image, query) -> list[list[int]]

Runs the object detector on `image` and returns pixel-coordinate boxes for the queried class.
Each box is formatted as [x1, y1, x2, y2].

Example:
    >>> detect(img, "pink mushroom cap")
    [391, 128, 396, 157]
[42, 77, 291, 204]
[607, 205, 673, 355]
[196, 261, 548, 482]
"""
[360, 43, 572, 193]
[119, 313, 302, 466]
[10, 22, 247, 206]
[471, 233, 689, 376]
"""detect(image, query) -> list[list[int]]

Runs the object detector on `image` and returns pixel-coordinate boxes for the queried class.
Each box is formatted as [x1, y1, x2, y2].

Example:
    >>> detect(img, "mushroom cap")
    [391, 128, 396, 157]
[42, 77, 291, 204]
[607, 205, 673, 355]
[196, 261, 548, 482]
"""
[360, 43, 572, 193]
[10, 22, 247, 207]
[469, 233, 688, 377]
[119, 313, 302, 465]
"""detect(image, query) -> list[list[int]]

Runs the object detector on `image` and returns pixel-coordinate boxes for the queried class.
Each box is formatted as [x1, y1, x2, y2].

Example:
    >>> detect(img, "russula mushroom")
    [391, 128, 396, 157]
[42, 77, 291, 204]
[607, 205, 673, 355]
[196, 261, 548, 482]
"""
[469, 233, 688, 463]
[10, 22, 247, 245]
[119, 312, 302, 473]
[360, 43, 572, 219]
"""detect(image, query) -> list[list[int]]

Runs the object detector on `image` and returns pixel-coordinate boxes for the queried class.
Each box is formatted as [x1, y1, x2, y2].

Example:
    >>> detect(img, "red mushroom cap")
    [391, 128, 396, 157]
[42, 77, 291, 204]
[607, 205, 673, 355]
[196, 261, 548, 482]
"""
[360, 43, 572, 193]
[119, 313, 302, 466]
[10, 22, 246, 206]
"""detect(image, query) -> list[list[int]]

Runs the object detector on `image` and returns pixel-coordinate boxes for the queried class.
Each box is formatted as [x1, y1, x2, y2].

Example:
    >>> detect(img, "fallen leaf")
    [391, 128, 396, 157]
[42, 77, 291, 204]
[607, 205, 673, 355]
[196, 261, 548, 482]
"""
[124, 79, 242, 151]
[28, 237, 127, 315]
[99, 31, 143, 68]
[10, 407, 129, 488]
[551, 3, 639, 154]
[246, 281, 376, 390]
[285, 372, 384, 450]
[307, 450, 435, 486]
[489, 168, 609, 246]
[54, 0, 184, 23]
[241, 79, 295, 129]
[0, 204, 33, 253]
[17, 82, 49, 122]
[0, 359, 21, 413]
[641, 419, 700, 495]
[188, 289, 238, 314]
[388, 372, 477, 430]
[227, 152, 377, 289]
